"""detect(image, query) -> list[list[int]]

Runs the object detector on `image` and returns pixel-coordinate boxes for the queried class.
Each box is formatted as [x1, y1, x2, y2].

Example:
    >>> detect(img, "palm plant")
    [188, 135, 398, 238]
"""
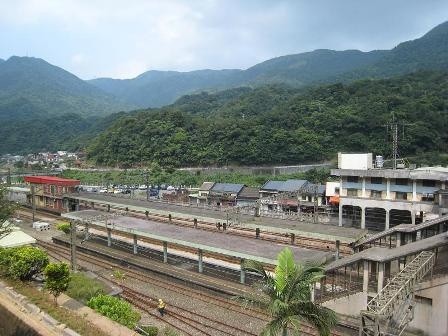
[242, 248, 337, 336]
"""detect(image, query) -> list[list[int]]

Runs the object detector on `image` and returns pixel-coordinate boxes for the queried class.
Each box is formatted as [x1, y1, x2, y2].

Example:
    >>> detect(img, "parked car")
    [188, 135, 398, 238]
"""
[99, 188, 108, 193]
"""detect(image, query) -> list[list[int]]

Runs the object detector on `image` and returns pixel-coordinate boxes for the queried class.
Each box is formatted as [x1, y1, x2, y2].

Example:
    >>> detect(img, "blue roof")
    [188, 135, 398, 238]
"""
[301, 184, 326, 195]
[261, 179, 308, 192]
[211, 183, 245, 193]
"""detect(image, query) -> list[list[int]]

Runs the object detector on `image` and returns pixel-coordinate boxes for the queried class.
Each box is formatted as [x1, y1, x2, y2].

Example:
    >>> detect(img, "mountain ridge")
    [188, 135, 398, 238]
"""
[88, 20, 448, 107]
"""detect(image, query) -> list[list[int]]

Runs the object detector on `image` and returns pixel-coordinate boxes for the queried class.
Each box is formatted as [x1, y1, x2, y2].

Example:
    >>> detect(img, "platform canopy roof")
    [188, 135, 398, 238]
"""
[24, 175, 80, 186]
[0, 226, 36, 248]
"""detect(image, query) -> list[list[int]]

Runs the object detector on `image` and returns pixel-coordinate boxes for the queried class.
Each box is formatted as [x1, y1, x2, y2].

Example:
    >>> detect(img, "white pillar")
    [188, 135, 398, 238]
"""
[133, 234, 138, 254]
[338, 202, 343, 227]
[198, 249, 203, 273]
[411, 210, 416, 225]
[163, 242, 168, 263]
[335, 240, 340, 260]
[396, 232, 402, 247]
[361, 207, 366, 229]
[386, 178, 391, 199]
[107, 228, 111, 247]
[385, 209, 390, 230]
[363, 260, 369, 293]
[310, 284, 315, 303]
[240, 259, 246, 284]
[84, 222, 89, 240]
[377, 262, 385, 292]
[362, 177, 366, 197]
[412, 181, 417, 201]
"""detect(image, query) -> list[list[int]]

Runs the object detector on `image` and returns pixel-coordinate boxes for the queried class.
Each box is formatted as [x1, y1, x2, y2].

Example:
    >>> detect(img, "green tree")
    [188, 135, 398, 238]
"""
[0, 185, 17, 239]
[44, 262, 71, 305]
[6, 246, 49, 280]
[242, 248, 337, 336]
[88, 294, 141, 329]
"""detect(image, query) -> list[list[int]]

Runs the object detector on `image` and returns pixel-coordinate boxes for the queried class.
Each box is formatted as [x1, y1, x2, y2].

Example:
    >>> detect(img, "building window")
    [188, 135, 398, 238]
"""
[422, 193, 435, 202]
[370, 177, 383, 184]
[395, 178, 408, 185]
[415, 295, 432, 306]
[422, 180, 436, 187]
[371, 190, 382, 198]
[334, 187, 340, 195]
[347, 189, 358, 197]
[347, 176, 359, 183]
[395, 192, 408, 200]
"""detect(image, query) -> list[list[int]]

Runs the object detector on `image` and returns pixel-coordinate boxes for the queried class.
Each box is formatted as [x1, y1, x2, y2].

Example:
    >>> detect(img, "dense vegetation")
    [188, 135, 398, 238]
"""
[87, 71, 448, 167]
[61, 167, 332, 187]
[0, 111, 127, 154]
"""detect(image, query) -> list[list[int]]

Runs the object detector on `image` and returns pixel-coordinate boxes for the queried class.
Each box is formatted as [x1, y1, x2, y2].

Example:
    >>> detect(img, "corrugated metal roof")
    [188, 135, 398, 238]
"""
[211, 183, 245, 193]
[24, 175, 80, 186]
[199, 182, 215, 191]
[237, 187, 260, 199]
[261, 179, 308, 192]
[302, 183, 326, 195]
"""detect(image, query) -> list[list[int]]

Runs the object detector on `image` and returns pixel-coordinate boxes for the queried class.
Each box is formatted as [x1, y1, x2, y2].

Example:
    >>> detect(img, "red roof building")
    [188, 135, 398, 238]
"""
[24, 175, 80, 213]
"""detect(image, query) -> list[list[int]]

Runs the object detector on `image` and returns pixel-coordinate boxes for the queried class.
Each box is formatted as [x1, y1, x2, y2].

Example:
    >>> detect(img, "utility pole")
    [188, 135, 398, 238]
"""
[145, 169, 150, 201]
[70, 220, 77, 272]
[31, 184, 36, 223]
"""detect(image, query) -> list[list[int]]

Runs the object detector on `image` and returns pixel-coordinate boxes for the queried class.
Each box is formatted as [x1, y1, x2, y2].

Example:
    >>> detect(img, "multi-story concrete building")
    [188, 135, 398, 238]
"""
[332, 153, 448, 231]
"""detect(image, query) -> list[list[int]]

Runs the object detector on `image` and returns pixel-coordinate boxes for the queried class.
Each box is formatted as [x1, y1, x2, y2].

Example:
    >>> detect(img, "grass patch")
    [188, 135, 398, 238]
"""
[66, 272, 105, 304]
[1, 277, 110, 336]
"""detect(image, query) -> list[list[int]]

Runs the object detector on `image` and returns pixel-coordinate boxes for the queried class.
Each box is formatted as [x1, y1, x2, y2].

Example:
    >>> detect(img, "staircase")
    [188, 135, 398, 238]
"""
[359, 251, 435, 336]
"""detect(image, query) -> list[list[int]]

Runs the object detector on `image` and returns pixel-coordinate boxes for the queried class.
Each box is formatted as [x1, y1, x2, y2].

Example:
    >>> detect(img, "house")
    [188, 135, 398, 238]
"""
[208, 183, 245, 207]
[236, 186, 260, 207]
[297, 183, 327, 210]
[188, 182, 215, 205]
[259, 179, 308, 212]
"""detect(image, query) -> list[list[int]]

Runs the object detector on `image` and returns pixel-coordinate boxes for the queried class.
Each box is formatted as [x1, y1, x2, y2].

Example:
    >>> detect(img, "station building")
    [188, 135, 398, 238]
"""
[24, 176, 80, 212]
[333, 153, 448, 231]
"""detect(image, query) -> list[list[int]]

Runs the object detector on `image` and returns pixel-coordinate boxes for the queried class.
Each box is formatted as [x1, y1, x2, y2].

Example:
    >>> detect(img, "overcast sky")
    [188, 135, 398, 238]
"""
[0, 0, 447, 80]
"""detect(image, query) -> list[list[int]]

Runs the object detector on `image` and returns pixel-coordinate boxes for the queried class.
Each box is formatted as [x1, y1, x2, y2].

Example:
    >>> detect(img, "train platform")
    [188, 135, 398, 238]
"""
[65, 193, 366, 244]
[54, 234, 257, 297]
[63, 210, 332, 266]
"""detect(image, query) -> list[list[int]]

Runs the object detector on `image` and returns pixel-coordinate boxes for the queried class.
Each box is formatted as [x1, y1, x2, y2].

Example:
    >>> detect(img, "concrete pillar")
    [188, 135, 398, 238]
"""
[396, 232, 402, 247]
[363, 260, 369, 293]
[361, 207, 366, 229]
[377, 262, 385, 292]
[416, 230, 421, 241]
[163, 242, 168, 263]
[385, 209, 390, 230]
[338, 202, 343, 227]
[335, 240, 340, 260]
[198, 249, 203, 273]
[412, 181, 417, 201]
[193, 218, 197, 229]
[411, 210, 416, 225]
[386, 178, 391, 199]
[84, 222, 89, 240]
[75, 202, 80, 211]
[362, 177, 366, 197]
[133, 234, 138, 254]
[107, 204, 110, 212]
[91, 201, 94, 209]
[290, 233, 295, 245]
[107, 228, 111, 247]
[240, 259, 246, 284]
[255, 227, 260, 239]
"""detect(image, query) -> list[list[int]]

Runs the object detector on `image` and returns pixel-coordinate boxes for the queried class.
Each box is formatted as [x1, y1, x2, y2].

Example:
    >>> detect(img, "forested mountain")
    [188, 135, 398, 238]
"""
[0, 112, 127, 154]
[87, 71, 448, 167]
[89, 21, 448, 108]
[0, 56, 134, 121]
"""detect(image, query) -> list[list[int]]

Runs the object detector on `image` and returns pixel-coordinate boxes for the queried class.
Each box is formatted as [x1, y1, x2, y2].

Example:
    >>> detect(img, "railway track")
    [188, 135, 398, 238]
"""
[36, 240, 339, 336]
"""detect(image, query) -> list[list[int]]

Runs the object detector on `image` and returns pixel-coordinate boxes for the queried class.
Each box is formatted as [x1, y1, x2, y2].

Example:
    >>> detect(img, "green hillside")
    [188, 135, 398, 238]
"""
[0, 56, 134, 120]
[87, 71, 448, 167]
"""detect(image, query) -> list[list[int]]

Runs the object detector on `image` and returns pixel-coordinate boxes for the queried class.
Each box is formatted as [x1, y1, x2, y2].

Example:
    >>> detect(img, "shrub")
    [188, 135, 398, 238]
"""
[87, 294, 140, 328]
[44, 262, 71, 305]
[3, 246, 49, 280]
[163, 327, 179, 336]
[66, 272, 105, 304]
[140, 325, 159, 336]
[56, 222, 71, 234]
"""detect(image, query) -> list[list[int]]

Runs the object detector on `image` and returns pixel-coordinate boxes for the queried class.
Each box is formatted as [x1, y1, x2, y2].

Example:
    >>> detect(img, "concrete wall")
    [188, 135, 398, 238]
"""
[322, 291, 367, 316]
[409, 275, 448, 336]
[338, 153, 372, 170]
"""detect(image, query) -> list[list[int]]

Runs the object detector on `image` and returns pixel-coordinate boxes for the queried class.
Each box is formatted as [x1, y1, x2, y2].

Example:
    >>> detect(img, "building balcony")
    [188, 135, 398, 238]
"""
[389, 184, 412, 193]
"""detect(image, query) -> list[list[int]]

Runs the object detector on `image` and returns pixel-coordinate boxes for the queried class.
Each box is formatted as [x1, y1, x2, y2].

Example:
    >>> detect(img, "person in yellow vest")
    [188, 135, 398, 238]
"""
[157, 299, 166, 317]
